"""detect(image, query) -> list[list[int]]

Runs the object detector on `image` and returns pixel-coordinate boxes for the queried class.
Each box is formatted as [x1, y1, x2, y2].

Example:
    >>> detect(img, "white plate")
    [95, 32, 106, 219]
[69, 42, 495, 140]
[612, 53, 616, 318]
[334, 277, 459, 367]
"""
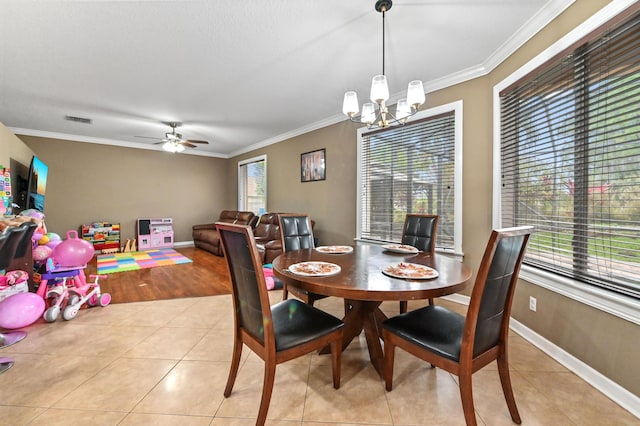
[382, 262, 439, 280]
[288, 261, 341, 277]
[382, 244, 419, 254]
[315, 245, 354, 254]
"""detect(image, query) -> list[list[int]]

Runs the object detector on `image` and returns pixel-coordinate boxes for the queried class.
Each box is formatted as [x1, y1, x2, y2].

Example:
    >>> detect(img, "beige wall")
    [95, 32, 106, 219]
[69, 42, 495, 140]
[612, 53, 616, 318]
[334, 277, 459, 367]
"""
[231, 121, 359, 247]
[0, 122, 34, 177]
[17, 136, 230, 243]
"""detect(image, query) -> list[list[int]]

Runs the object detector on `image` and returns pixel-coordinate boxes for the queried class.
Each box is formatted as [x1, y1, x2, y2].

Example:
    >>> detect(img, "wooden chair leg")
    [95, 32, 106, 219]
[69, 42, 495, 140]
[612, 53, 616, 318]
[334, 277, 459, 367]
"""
[458, 371, 477, 426]
[497, 352, 522, 424]
[281, 283, 289, 300]
[224, 337, 243, 397]
[330, 337, 342, 389]
[383, 336, 395, 391]
[257, 361, 276, 426]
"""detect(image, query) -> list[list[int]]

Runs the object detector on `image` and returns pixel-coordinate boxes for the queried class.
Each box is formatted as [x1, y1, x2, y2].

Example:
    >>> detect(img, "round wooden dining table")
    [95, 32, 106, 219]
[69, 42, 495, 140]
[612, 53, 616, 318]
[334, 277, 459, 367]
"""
[272, 244, 472, 377]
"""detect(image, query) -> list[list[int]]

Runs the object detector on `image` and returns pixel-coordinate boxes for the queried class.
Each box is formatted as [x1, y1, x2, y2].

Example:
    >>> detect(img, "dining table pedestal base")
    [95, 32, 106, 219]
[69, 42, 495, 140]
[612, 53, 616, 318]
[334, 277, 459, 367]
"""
[320, 299, 388, 377]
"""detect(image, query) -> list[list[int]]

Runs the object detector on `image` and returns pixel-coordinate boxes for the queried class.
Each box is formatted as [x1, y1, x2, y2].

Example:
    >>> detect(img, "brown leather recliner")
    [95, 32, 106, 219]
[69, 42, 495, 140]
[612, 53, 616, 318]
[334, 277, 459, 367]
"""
[253, 213, 279, 244]
[253, 213, 285, 264]
[192, 210, 258, 256]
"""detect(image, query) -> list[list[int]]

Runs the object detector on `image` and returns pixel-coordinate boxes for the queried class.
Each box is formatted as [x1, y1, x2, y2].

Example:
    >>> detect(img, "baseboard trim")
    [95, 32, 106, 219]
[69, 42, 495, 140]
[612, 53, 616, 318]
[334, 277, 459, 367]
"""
[441, 294, 640, 419]
[174, 240, 195, 248]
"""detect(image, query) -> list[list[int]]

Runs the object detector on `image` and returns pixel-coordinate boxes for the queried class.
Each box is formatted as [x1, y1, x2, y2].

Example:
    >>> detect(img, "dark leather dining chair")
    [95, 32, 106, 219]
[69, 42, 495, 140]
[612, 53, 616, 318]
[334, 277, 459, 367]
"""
[382, 226, 533, 426]
[278, 213, 327, 306]
[399, 214, 439, 313]
[216, 222, 344, 426]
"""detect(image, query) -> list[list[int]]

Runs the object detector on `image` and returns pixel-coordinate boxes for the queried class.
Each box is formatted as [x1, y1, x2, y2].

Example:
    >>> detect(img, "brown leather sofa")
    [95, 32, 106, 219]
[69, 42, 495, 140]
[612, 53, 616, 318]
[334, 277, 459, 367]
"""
[192, 210, 258, 256]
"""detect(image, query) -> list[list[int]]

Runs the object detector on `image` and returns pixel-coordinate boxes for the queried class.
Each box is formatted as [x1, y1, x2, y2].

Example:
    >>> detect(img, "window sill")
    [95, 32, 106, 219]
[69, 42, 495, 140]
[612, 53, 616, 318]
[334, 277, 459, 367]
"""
[520, 265, 640, 326]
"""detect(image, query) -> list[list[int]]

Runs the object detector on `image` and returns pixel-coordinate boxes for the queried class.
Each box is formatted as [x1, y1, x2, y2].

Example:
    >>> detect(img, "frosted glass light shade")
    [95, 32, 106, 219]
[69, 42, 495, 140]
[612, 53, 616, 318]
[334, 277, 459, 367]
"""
[162, 142, 184, 153]
[407, 80, 425, 107]
[361, 103, 376, 124]
[396, 99, 411, 120]
[343, 91, 359, 116]
[370, 75, 389, 103]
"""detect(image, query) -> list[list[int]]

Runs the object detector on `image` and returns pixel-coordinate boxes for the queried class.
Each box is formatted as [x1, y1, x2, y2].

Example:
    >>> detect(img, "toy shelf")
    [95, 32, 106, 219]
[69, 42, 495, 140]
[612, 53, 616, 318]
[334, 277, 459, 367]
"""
[81, 222, 121, 253]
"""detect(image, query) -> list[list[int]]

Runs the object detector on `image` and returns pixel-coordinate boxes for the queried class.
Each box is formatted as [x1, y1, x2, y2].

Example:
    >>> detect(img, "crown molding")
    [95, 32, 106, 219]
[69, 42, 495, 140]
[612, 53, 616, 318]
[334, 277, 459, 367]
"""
[10, 127, 228, 158]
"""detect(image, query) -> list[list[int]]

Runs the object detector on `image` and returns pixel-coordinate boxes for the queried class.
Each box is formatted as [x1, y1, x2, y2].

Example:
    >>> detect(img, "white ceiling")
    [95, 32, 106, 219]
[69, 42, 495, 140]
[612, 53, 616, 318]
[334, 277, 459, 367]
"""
[0, 0, 573, 158]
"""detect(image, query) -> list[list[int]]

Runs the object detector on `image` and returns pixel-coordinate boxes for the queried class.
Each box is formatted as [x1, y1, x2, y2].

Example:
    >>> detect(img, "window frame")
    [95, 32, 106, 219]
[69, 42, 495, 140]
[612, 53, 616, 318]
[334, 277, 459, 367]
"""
[493, 0, 640, 325]
[356, 101, 464, 256]
[237, 154, 267, 214]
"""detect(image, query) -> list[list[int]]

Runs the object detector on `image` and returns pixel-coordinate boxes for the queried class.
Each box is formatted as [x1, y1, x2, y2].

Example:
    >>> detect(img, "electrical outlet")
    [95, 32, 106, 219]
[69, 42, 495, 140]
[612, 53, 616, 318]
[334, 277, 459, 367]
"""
[529, 296, 537, 312]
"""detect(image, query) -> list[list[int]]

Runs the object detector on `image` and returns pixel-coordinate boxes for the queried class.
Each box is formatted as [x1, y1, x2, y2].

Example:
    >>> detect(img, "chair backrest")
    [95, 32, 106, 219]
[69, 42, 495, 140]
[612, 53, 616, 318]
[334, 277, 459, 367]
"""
[278, 214, 315, 252]
[13, 221, 38, 258]
[401, 214, 439, 254]
[216, 222, 274, 348]
[463, 226, 533, 358]
[0, 224, 34, 270]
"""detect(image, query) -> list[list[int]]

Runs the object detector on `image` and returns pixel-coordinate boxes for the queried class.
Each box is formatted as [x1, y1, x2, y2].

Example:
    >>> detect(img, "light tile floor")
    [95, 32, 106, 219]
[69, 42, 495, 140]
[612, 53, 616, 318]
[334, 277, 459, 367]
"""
[0, 293, 638, 425]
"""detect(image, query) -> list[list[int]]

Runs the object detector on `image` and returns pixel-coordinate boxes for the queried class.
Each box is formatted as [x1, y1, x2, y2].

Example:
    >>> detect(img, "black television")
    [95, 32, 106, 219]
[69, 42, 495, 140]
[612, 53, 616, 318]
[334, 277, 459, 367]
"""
[27, 156, 48, 212]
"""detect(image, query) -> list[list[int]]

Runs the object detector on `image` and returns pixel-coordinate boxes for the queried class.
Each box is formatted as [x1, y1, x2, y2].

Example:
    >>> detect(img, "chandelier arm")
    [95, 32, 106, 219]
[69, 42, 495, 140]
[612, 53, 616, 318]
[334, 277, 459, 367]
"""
[347, 102, 419, 129]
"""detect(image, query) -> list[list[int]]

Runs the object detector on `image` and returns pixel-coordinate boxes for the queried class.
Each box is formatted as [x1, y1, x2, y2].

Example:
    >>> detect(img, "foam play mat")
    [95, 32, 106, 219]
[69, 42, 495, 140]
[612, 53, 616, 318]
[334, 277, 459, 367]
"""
[97, 248, 192, 274]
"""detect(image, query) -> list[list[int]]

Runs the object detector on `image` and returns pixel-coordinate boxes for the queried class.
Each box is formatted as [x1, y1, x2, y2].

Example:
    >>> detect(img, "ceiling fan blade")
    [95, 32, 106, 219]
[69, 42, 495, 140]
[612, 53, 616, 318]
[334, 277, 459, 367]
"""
[181, 142, 198, 148]
[185, 139, 209, 144]
[135, 135, 163, 141]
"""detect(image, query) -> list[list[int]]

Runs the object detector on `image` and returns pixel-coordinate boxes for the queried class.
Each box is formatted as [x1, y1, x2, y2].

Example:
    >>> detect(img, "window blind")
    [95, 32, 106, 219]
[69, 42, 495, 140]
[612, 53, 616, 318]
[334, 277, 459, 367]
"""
[238, 157, 266, 214]
[359, 112, 456, 249]
[499, 9, 640, 298]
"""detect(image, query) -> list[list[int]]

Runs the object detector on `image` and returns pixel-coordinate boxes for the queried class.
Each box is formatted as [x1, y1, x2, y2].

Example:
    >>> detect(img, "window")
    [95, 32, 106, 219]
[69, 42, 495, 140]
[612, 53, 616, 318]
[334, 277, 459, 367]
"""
[497, 8, 640, 301]
[357, 102, 463, 254]
[238, 155, 266, 214]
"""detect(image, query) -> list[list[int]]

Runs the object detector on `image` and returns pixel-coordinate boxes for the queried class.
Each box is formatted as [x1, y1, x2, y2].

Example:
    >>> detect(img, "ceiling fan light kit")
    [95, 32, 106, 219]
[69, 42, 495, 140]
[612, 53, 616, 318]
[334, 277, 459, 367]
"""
[342, 0, 426, 129]
[162, 141, 186, 153]
[137, 122, 210, 153]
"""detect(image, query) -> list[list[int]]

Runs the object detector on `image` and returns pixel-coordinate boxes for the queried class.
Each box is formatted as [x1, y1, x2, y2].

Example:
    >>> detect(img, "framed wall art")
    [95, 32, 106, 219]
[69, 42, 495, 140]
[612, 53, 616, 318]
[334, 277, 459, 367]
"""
[300, 148, 326, 182]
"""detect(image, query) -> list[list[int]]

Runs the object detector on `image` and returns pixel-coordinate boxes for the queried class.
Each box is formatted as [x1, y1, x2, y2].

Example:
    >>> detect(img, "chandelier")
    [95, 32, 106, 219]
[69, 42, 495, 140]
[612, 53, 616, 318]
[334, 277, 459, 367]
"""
[342, 0, 425, 129]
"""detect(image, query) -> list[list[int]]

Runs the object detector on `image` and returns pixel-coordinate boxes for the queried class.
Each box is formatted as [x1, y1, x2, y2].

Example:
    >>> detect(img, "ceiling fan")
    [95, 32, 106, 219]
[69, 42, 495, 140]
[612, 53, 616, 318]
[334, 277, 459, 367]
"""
[137, 122, 209, 152]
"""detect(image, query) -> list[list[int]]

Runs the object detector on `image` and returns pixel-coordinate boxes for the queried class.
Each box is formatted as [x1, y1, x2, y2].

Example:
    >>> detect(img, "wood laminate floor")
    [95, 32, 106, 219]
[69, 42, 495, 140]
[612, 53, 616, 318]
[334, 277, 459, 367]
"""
[83, 246, 231, 304]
